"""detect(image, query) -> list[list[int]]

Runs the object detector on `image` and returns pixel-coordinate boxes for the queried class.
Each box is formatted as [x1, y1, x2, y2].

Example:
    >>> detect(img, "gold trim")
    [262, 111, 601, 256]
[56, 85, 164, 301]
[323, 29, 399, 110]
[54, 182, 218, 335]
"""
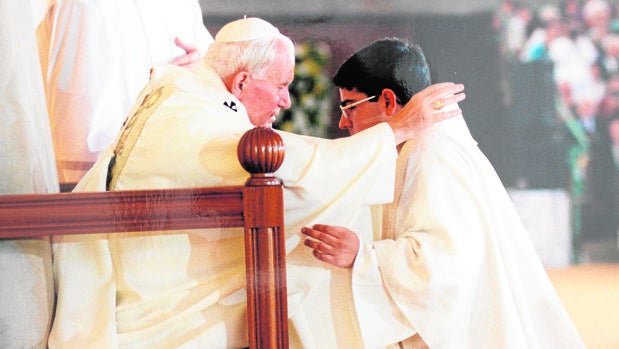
[107, 85, 177, 190]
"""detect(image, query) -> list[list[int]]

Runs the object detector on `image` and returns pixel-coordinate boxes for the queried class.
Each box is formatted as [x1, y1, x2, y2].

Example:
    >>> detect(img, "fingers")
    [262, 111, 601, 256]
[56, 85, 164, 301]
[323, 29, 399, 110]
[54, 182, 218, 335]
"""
[427, 84, 466, 122]
[303, 234, 340, 265]
[309, 223, 331, 233]
[303, 236, 335, 254]
[172, 50, 201, 66]
[301, 225, 338, 245]
[308, 242, 355, 268]
[173, 36, 196, 52]
[302, 226, 340, 254]
[421, 82, 464, 98]
[435, 108, 463, 121]
[426, 83, 465, 105]
[435, 92, 466, 111]
[449, 90, 466, 104]
[416, 82, 465, 114]
[301, 225, 359, 268]
[311, 249, 339, 265]
[172, 37, 201, 66]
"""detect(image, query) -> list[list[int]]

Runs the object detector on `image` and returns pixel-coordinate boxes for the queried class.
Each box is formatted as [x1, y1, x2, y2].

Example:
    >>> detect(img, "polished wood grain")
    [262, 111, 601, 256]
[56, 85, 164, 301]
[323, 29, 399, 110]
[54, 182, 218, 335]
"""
[0, 187, 244, 238]
[238, 127, 288, 349]
[0, 127, 289, 349]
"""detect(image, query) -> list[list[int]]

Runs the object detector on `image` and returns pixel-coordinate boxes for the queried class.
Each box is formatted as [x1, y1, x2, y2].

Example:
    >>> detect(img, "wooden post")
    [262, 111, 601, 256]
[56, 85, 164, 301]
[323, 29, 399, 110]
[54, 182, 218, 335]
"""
[237, 127, 288, 349]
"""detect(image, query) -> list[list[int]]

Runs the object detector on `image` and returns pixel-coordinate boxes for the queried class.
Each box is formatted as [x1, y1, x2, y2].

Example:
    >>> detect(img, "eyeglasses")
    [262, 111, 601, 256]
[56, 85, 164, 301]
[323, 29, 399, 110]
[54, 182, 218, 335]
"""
[339, 95, 376, 118]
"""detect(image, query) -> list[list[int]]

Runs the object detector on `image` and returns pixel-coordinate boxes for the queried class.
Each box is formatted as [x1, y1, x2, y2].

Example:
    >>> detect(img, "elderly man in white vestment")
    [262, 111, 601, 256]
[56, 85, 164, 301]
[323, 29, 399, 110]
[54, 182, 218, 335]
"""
[49, 18, 465, 348]
[302, 38, 586, 348]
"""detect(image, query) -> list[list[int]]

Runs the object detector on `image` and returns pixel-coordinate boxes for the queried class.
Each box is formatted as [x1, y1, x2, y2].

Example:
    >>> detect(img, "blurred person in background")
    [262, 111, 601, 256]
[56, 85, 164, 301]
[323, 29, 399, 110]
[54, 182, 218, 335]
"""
[1, 1, 59, 348]
[581, 74, 619, 246]
[36, 0, 213, 187]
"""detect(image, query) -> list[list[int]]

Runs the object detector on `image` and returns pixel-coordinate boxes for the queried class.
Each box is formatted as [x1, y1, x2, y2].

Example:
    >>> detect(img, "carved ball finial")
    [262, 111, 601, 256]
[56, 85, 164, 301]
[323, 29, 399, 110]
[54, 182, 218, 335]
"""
[237, 127, 285, 176]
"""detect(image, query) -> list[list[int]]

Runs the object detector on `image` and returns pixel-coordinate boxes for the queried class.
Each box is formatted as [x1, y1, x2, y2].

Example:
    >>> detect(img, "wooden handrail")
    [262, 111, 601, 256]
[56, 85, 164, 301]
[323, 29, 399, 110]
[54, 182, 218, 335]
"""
[0, 187, 244, 238]
[0, 127, 288, 349]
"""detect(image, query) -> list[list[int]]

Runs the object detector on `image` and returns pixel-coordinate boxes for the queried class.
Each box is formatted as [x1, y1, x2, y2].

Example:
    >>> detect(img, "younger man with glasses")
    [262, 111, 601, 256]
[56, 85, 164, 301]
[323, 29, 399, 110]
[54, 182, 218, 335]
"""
[302, 38, 585, 348]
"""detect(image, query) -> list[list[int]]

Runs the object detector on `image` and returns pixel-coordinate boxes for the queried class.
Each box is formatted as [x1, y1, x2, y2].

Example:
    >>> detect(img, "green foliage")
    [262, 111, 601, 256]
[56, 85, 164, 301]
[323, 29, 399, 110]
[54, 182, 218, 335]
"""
[274, 40, 333, 137]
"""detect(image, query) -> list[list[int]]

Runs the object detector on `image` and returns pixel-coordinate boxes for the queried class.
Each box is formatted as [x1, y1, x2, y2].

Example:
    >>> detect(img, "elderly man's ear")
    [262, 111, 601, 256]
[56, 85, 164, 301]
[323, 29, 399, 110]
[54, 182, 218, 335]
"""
[229, 71, 251, 98]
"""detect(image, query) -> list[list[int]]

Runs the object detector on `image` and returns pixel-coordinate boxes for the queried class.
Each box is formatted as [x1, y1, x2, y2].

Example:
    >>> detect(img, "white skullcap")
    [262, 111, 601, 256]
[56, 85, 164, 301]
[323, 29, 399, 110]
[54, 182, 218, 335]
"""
[215, 17, 281, 43]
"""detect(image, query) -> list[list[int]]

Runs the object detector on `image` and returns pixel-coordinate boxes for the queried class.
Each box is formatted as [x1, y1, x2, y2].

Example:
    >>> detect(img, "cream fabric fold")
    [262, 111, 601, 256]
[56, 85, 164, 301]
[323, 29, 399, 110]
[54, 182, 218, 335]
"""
[0, 1, 58, 348]
[352, 116, 586, 349]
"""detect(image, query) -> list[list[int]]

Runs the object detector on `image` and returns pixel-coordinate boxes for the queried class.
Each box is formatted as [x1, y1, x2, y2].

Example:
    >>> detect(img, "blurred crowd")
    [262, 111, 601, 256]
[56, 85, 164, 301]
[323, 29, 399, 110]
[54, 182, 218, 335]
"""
[495, 0, 618, 244]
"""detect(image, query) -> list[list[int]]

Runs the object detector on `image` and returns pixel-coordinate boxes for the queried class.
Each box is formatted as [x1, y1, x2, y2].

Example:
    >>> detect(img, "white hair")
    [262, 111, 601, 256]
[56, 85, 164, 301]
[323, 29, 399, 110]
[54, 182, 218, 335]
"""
[204, 35, 294, 81]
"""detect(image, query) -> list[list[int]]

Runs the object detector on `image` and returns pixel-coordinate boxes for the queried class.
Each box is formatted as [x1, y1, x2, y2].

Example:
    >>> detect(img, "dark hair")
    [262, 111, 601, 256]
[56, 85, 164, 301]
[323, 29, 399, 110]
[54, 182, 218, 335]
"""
[333, 38, 431, 105]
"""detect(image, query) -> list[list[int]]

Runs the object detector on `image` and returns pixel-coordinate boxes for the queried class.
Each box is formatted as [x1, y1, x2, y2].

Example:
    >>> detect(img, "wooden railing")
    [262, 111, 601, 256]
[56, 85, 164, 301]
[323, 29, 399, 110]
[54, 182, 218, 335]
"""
[0, 127, 288, 349]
